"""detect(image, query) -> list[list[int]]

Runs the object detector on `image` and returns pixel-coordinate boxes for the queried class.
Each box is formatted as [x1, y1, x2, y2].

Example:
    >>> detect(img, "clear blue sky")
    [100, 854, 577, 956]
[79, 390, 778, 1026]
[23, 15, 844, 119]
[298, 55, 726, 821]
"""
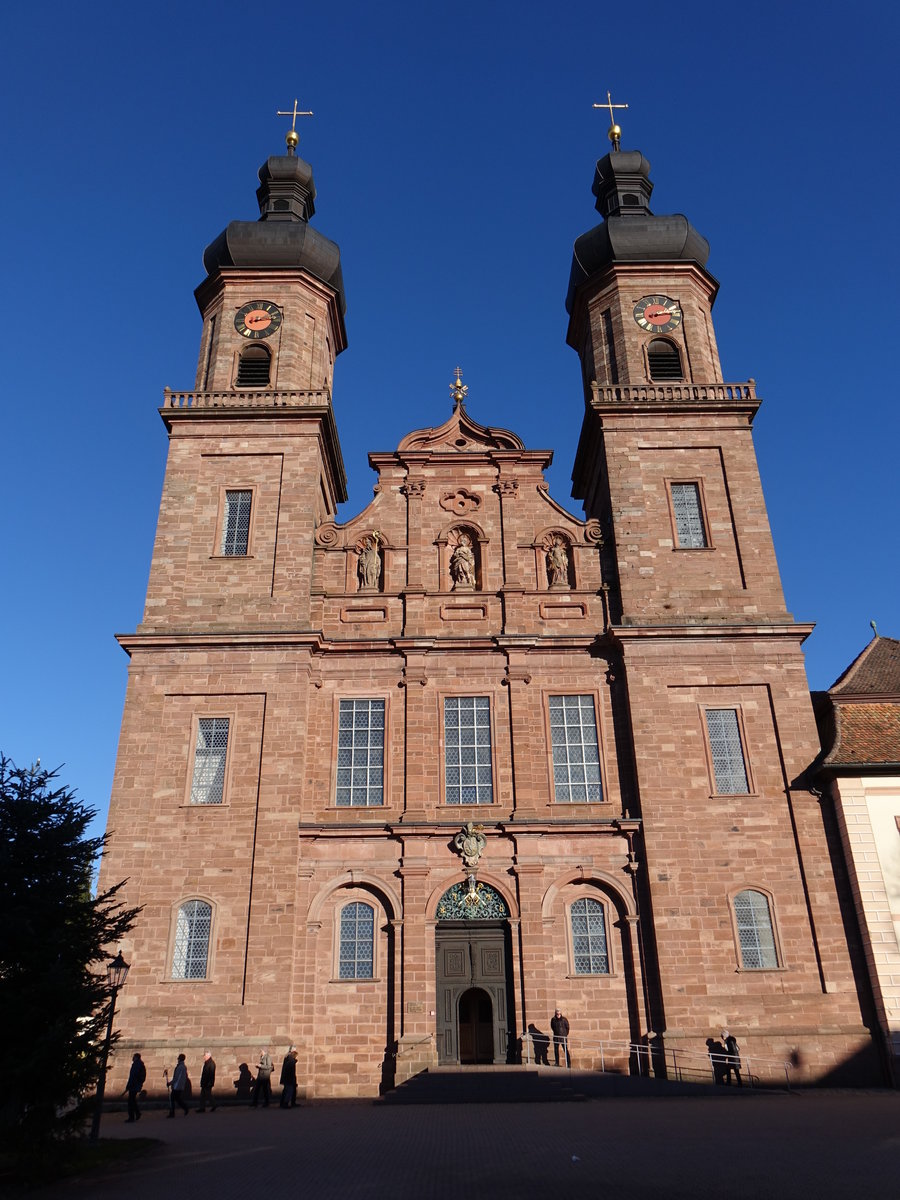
[2, 1, 897, 840]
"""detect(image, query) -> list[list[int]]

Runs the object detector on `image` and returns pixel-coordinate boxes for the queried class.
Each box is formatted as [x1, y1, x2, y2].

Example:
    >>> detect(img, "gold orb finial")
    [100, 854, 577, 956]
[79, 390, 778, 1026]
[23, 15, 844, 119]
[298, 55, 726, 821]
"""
[286, 129, 299, 152]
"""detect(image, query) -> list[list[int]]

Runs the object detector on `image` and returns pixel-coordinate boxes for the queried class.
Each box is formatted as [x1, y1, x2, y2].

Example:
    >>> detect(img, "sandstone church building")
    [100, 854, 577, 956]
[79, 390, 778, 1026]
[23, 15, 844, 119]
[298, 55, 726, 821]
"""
[100, 116, 884, 1097]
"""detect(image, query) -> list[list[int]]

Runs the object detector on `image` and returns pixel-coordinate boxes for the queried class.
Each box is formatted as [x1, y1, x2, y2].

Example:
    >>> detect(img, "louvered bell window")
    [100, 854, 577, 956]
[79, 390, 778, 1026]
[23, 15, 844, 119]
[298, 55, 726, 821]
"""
[705, 708, 749, 794]
[734, 889, 778, 968]
[236, 344, 270, 387]
[671, 482, 708, 548]
[647, 338, 683, 381]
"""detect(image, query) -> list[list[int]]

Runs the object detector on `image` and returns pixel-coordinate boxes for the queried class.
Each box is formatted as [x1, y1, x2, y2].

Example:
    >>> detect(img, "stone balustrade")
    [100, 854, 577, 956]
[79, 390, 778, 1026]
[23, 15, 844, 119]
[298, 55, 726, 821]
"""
[163, 388, 333, 410]
[590, 381, 757, 405]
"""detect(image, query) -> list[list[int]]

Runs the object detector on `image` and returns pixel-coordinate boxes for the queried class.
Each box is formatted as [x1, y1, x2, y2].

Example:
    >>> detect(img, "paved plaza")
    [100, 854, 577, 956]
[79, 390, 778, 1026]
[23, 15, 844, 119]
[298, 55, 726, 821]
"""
[34, 1089, 900, 1200]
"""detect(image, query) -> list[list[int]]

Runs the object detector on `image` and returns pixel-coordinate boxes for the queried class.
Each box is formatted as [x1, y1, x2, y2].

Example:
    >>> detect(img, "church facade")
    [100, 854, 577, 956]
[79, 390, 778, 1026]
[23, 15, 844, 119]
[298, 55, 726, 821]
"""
[99, 131, 884, 1097]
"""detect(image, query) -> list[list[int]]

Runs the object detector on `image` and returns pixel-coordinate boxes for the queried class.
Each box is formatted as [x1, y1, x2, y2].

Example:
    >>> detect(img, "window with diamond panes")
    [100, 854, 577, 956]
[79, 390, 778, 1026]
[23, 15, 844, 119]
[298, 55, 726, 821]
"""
[336, 699, 385, 807]
[549, 695, 603, 803]
[671, 482, 708, 548]
[338, 901, 375, 979]
[570, 897, 609, 975]
[444, 696, 493, 805]
[705, 708, 750, 794]
[190, 717, 229, 805]
[734, 889, 778, 969]
[221, 490, 251, 556]
[171, 900, 212, 979]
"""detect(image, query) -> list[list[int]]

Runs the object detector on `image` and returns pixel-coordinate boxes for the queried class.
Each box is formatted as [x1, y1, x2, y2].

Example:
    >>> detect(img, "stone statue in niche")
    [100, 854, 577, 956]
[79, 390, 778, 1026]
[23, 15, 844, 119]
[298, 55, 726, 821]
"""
[450, 532, 476, 589]
[546, 536, 570, 588]
[357, 533, 382, 590]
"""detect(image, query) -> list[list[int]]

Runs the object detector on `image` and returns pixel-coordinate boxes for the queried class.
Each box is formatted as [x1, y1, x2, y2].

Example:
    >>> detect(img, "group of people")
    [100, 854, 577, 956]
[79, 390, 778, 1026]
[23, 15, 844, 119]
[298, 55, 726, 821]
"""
[122, 1047, 300, 1121]
[711, 1030, 743, 1086]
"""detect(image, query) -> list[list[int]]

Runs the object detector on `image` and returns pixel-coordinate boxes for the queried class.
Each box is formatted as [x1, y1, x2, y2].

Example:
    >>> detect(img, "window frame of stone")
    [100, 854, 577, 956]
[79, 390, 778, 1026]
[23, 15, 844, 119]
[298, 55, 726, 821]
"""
[544, 692, 606, 805]
[728, 885, 784, 972]
[440, 693, 496, 807]
[566, 893, 615, 977]
[666, 479, 713, 551]
[166, 896, 215, 982]
[701, 705, 754, 796]
[332, 696, 389, 809]
[332, 895, 379, 982]
[213, 486, 257, 559]
[232, 341, 273, 389]
[184, 713, 235, 807]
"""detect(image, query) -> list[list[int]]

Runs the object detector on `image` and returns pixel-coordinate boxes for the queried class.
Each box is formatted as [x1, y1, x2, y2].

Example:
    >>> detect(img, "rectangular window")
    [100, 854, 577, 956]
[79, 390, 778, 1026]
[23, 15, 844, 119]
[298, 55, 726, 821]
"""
[705, 708, 750, 794]
[336, 699, 385, 807]
[339, 902, 375, 979]
[549, 695, 603, 803]
[190, 717, 229, 805]
[671, 482, 708, 548]
[221, 489, 251, 556]
[444, 696, 493, 805]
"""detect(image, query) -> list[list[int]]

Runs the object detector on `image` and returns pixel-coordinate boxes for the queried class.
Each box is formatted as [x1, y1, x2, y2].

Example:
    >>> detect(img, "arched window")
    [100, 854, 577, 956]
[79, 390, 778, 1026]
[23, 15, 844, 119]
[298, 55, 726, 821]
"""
[734, 889, 778, 969]
[236, 344, 271, 387]
[172, 900, 212, 979]
[647, 338, 683, 381]
[570, 897, 609, 975]
[339, 901, 375, 979]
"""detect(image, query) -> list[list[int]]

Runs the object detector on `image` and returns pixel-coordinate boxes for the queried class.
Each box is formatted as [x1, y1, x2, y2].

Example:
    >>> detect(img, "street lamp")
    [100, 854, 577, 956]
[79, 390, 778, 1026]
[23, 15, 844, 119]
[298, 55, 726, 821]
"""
[89, 950, 130, 1141]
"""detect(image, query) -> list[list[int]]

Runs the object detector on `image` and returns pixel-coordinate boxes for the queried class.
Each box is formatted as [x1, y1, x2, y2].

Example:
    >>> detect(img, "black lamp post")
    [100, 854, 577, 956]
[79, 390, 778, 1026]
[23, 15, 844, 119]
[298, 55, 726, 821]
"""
[89, 950, 130, 1141]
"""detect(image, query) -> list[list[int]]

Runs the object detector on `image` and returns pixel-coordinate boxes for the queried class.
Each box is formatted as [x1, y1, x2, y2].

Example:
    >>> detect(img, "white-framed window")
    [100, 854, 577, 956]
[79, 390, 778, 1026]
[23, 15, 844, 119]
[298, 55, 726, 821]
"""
[190, 717, 230, 805]
[336, 699, 385, 807]
[671, 482, 708, 548]
[444, 696, 493, 805]
[338, 901, 375, 979]
[221, 490, 252, 556]
[734, 889, 779, 969]
[705, 708, 750, 794]
[570, 897, 610, 975]
[549, 695, 603, 803]
[172, 900, 212, 979]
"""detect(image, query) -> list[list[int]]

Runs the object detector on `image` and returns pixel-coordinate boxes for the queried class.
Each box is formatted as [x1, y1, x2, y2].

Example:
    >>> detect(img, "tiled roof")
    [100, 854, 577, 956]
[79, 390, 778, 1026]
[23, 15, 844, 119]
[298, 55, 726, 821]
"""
[829, 636, 900, 697]
[823, 702, 900, 766]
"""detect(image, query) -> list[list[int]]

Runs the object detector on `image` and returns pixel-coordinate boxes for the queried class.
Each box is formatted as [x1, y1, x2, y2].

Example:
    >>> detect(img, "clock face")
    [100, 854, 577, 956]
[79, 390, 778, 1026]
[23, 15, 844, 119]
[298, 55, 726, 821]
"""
[633, 295, 682, 334]
[234, 300, 283, 339]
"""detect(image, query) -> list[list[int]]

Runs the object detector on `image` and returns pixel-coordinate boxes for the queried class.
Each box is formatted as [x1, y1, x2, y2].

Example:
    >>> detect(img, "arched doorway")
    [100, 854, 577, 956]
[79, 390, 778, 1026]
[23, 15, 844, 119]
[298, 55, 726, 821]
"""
[434, 879, 515, 1065]
[458, 988, 494, 1064]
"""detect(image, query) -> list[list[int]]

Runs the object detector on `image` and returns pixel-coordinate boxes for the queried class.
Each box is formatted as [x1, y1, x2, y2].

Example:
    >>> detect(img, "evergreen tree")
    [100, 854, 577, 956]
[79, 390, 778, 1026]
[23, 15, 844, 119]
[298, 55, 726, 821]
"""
[0, 755, 139, 1150]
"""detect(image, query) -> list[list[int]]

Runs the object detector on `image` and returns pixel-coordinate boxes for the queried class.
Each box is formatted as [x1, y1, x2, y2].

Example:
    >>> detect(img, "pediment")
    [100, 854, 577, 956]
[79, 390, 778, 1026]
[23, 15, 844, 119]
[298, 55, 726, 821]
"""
[397, 403, 524, 454]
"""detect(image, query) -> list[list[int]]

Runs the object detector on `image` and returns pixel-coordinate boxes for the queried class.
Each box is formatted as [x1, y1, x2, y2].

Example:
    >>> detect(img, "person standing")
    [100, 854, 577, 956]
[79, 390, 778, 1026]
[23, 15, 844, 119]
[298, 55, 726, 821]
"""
[250, 1047, 273, 1107]
[722, 1030, 742, 1087]
[279, 1047, 298, 1108]
[124, 1052, 146, 1122]
[551, 1008, 570, 1067]
[167, 1053, 190, 1116]
[197, 1051, 216, 1112]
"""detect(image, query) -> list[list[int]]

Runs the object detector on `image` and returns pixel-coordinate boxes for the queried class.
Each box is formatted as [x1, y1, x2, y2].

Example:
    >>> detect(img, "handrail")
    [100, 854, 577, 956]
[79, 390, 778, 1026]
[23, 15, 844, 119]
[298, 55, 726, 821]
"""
[590, 381, 757, 406]
[163, 388, 333, 411]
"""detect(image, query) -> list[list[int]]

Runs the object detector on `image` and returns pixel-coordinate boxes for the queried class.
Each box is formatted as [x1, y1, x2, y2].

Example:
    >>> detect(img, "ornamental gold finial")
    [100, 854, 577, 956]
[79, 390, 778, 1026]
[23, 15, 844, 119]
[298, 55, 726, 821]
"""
[592, 90, 629, 151]
[450, 366, 468, 408]
[276, 98, 314, 155]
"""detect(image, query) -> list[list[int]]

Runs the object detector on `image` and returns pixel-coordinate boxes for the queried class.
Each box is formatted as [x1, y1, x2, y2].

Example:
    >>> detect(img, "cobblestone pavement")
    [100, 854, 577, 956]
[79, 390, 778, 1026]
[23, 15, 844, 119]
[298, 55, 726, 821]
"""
[36, 1092, 900, 1200]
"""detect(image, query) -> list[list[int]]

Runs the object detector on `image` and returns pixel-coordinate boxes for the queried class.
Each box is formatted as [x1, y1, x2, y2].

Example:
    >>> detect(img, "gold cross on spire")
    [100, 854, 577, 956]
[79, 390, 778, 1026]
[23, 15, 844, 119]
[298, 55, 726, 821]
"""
[592, 90, 628, 151]
[276, 98, 314, 156]
[450, 366, 468, 408]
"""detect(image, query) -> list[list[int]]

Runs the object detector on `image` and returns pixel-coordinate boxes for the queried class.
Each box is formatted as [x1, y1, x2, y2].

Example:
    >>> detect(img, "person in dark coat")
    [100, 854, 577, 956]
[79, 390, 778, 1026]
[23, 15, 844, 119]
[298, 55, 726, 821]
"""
[124, 1052, 146, 1122]
[198, 1051, 216, 1112]
[722, 1030, 742, 1086]
[167, 1053, 190, 1116]
[551, 1008, 571, 1067]
[279, 1047, 298, 1108]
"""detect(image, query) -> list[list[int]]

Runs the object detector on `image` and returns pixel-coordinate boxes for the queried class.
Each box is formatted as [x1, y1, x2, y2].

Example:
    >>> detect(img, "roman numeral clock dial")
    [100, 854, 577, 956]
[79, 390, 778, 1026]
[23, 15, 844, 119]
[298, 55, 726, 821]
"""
[633, 295, 682, 333]
[234, 300, 283, 339]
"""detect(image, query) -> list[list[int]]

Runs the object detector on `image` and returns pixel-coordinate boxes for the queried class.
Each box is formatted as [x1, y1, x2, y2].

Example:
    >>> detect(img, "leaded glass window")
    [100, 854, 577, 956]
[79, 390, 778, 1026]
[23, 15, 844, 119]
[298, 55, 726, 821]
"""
[172, 900, 212, 979]
[339, 901, 375, 979]
[444, 696, 493, 805]
[571, 897, 609, 975]
[734, 889, 778, 969]
[549, 695, 603, 803]
[671, 482, 708, 548]
[221, 489, 251, 556]
[705, 708, 750, 794]
[336, 699, 385, 807]
[190, 717, 229, 805]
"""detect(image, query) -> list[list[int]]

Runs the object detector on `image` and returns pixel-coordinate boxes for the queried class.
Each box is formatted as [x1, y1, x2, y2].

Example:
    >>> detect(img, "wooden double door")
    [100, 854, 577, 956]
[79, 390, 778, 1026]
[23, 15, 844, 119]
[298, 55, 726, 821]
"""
[435, 921, 513, 1064]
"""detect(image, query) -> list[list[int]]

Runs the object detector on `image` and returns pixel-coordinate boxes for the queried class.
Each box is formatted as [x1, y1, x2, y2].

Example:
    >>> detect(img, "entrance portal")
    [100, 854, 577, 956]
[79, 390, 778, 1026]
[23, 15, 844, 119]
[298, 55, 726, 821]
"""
[458, 987, 494, 1064]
